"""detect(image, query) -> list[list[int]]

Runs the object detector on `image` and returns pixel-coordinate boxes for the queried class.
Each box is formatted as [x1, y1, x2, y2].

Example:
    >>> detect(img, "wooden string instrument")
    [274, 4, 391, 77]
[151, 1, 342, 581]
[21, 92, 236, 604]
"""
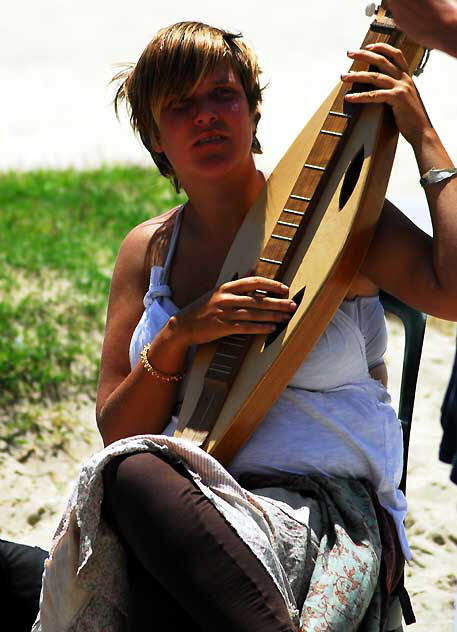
[174, 3, 426, 464]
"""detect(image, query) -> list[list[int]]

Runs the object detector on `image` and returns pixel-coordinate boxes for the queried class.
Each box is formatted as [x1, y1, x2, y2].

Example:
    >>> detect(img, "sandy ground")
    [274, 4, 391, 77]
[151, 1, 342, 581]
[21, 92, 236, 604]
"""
[0, 317, 456, 630]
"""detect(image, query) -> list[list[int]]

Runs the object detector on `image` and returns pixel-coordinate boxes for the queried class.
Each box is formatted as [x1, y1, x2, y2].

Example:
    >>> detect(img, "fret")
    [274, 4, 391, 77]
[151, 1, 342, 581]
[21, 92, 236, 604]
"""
[278, 220, 299, 228]
[304, 163, 326, 172]
[272, 234, 293, 242]
[289, 194, 311, 202]
[215, 352, 239, 360]
[212, 362, 233, 370]
[229, 335, 247, 343]
[283, 208, 305, 217]
[224, 339, 246, 349]
[259, 257, 282, 265]
[329, 110, 351, 119]
[208, 365, 232, 375]
[320, 129, 344, 137]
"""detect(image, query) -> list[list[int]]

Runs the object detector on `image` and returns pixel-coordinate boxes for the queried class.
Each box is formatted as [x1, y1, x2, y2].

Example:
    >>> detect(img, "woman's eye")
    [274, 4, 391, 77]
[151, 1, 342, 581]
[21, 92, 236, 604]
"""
[170, 99, 191, 111]
[214, 87, 235, 99]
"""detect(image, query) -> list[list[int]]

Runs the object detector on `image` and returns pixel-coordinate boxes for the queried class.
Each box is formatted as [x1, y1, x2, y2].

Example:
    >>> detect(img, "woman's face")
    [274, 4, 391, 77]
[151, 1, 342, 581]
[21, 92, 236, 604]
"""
[153, 64, 257, 185]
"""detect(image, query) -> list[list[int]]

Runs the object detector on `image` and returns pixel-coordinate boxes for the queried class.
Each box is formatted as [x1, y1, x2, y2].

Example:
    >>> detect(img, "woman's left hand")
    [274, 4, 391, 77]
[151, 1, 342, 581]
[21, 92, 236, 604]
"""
[341, 43, 432, 147]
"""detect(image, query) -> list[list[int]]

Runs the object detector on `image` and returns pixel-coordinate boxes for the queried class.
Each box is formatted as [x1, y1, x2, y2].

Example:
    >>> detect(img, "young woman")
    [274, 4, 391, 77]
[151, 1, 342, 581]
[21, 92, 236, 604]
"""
[33, 21, 457, 632]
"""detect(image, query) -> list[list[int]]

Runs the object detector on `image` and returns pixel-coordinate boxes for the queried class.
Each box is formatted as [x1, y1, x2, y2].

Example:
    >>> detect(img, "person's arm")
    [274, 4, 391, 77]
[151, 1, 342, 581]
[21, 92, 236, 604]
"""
[342, 43, 457, 319]
[96, 221, 188, 446]
[369, 363, 388, 387]
[362, 150, 457, 320]
[388, 0, 457, 58]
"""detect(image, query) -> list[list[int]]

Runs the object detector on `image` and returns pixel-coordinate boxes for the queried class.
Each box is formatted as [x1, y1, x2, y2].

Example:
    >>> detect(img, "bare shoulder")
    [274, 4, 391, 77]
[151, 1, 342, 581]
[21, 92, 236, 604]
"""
[117, 205, 182, 281]
[108, 204, 183, 328]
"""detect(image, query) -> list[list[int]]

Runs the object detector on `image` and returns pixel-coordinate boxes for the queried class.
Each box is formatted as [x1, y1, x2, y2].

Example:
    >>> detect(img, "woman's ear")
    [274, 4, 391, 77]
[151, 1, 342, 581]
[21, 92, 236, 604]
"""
[252, 110, 260, 133]
[251, 111, 262, 154]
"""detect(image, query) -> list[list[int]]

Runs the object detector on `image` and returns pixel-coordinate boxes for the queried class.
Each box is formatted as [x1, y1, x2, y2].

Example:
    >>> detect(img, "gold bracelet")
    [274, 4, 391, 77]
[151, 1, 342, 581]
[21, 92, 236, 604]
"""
[140, 343, 185, 383]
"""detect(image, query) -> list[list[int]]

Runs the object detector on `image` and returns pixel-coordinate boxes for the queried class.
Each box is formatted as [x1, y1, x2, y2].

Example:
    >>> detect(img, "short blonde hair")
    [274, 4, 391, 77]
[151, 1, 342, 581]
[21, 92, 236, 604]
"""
[113, 22, 263, 190]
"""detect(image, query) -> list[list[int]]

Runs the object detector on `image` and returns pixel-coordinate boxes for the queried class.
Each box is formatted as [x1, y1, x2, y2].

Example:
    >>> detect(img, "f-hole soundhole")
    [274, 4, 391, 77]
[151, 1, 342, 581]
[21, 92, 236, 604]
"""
[339, 147, 364, 210]
[264, 285, 306, 348]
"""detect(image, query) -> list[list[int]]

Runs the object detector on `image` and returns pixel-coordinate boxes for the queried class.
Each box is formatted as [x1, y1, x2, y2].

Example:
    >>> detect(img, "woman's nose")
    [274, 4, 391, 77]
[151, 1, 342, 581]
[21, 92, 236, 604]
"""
[194, 101, 218, 125]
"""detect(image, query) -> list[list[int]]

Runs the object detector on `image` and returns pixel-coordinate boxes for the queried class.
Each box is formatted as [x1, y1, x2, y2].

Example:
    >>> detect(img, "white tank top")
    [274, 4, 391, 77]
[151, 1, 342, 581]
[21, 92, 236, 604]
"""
[129, 205, 410, 560]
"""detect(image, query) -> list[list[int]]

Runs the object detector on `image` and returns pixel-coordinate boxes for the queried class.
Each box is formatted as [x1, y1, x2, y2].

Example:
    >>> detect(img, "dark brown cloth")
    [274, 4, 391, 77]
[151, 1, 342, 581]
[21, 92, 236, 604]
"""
[440, 339, 457, 484]
[0, 539, 48, 631]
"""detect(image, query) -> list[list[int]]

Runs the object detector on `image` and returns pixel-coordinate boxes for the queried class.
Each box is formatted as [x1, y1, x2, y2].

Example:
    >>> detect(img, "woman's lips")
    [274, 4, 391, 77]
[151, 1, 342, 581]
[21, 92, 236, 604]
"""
[193, 134, 227, 147]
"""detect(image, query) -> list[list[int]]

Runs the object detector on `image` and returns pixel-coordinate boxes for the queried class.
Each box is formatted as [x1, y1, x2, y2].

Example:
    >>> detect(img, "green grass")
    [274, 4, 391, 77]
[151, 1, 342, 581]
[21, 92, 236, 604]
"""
[0, 166, 184, 452]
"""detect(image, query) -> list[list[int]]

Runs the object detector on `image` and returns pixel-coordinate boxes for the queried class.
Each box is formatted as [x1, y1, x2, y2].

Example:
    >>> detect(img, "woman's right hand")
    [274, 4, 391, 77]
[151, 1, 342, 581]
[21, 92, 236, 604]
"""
[168, 276, 297, 347]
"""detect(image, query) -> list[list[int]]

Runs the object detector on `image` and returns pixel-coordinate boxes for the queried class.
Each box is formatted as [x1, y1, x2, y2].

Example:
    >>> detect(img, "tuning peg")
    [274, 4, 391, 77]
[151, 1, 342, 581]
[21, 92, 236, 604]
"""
[365, 3, 377, 16]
